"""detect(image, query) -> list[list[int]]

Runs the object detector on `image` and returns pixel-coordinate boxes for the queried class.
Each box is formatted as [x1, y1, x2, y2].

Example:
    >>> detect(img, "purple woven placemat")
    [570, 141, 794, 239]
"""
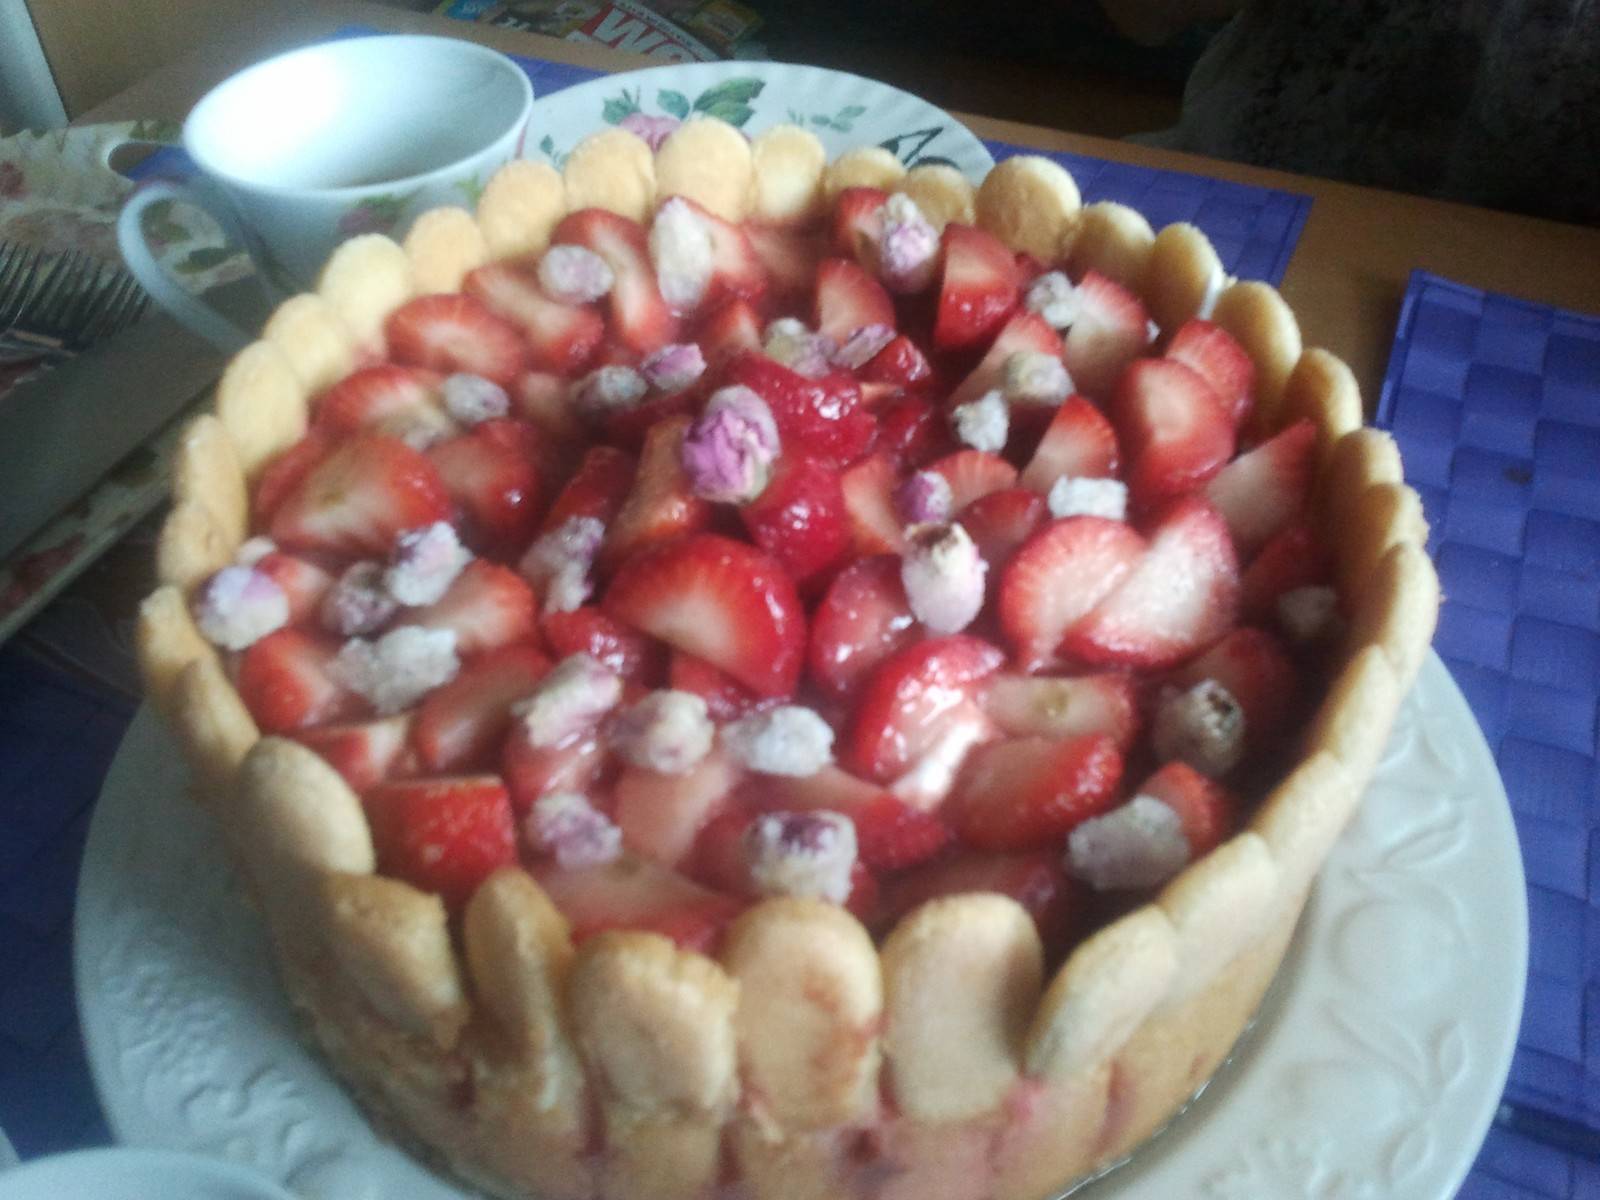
[1377, 270, 1600, 1199]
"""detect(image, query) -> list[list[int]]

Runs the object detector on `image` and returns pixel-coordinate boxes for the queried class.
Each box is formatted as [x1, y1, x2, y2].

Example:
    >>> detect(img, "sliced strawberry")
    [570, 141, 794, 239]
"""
[808, 555, 920, 702]
[843, 861, 880, 925]
[669, 197, 768, 308]
[464, 261, 605, 375]
[878, 849, 1079, 949]
[409, 559, 537, 657]
[1113, 358, 1236, 510]
[1064, 496, 1240, 670]
[600, 414, 711, 573]
[998, 517, 1146, 671]
[843, 634, 1006, 783]
[876, 395, 953, 468]
[236, 628, 366, 734]
[385, 293, 530, 386]
[839, 453, 908, 557]
[1169, 626, 1298, 749]
[981, 672, 1141, 750]
[366, 775, 516, 909]
[293, 714, 413, 795]
[863, 334, 933, 387]
[314, 365, 445, 438]
[542, 606, 662, 684]
[541, 444, 636, 533]
[268, 435, 451, 560]
[740, 454, 852, 588]
[614, 750, 741, 867]
[1204, 418, 1318, 556]
[1061, 270, 1150, 399]
[253, 433, 332, 526]
[668, 651, 761, 721]
[1166, 319, 1254, 429]
[502, 726, 605, 815]
[696, 298, 763, 366]
[831, 187, 889, 261]
[1019, 395, 1121, 492]
[1240, 523, 1332, 622]
[957, 487, 1048, 574]
[721, 351, 874, 468]
[426, 419, 542, 553]
[814, 257, 895, 346]
[758, 766, 952, 871]
[513, 370, 586, 451]
[688, 808, 757, 896]
[948, 310, 1064, 408]
[925, 449, 1019, 512]
[1135, 761, 1236, 858]
[947, 733, 1124, 851]
[934, 223, 1022, 351]
[411, 643, 550, 772]
[551, 208, 678, 354]
[745, 226, 826, 311]
[604, 533, 806, 698]
[253, 550, 334, 625]
[535, 855, 744, 953]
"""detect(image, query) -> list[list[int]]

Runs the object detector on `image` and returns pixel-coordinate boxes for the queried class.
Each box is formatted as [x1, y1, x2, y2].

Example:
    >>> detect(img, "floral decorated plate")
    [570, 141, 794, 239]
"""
[523, 60, 994, 179]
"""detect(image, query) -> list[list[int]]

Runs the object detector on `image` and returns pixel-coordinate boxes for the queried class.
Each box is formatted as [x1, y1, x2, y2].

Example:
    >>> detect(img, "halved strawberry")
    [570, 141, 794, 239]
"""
[614, 750, 741, 867]
[236, 628, 366, 734]
[502, 727, 605, 815]
[1135, 761, 1235, 859]
[876, 395, 953, 468]
[1240, 523, 1332, 622]
[268, 435, 452, 560]
[1204, 418, 1318, 555]
[668, 652, 761, 721]
[293, 714, 413, 795]
[411, 643, 551, 772]
[957, 487, 1048, 574]
[513, 370, 586, 450]
[946, 733, 1124, 851]
[668, 197, 768, 308]
[541, 444, 636, 533]
[314, 365, 445, 438]
[843, 634, 1006, 782]
[1166, 319, 1254, 429]
[878, 849, 1079, 949]
[1169, 626, 1298, 749]
[839, 453, 907, 556]
[740, 454, 852, 589]
[745, 227, 826, 311]
[948, 310, 1063, 408]
[464, 261, 605, 375]
[934, 223, 1022, 351]
[757, 766, 952, 871]
[253, 550, 334, 625]
[981, 672, 1141, 749]
[604, 533, 806, 698]
[864, 334, 934, 387]
[1019, 395, 1121, 492]
[925, 449, 1019, 512]
[551, 208, 678, 354]
[997, 517, 1147, 671]
[426, 418, 543, 553]
[808, 555, 920, 702]
[542, 606, 662, 684]
[1061, 271, 1150, 399]
[535, 855, 744, 953]
[408, 559, 537, 657]
[687, 808, 757, 896]
[600, 414, 711, 573]
[814, 257, 895, 346]
[385, 293, 530, 386]
[831, 186, 889, 261]
[1064, 496, 1240, 670]
[696, 298, 763, 366]
[1113, 358, 1236, 510]
[721, 351, 874, 468]
[366, 775, 516, 909]
[253, 433, 332, 526]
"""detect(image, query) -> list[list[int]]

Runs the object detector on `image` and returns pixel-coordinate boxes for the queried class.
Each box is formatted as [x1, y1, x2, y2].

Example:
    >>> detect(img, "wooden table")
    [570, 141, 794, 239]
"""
[83, 0, 1600, 409]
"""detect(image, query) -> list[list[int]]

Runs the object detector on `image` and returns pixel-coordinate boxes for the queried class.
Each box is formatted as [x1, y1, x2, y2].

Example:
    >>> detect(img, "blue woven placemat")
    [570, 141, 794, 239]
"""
[1377, 270, 1600, 1198]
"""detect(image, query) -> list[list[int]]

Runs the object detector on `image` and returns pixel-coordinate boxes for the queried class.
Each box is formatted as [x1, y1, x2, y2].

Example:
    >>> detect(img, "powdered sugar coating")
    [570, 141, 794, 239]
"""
[526, 791, 623, 869]
[321, 561, 400, 637]
[513, 653, 623, 748]
[612, 689, 715, 774]
[571, 366, 649, 419]
[193, 565, 289, 651]
[384, 522, 472, 607]
[900, 522, 988, 635]
[874, 193, 939, 294]
[1047, 476, 1129, 521]
[1152, 679, 1246, 777]
[1067, 794, 1191, 891]
[1004, 351, 1073, 406]
[640, 342, 707, 393]
[681, 385, 781, 504]
[722, 706, 835, 777]
[1025, 271, 1079, 329]
[951, 389, 1010, 453]
[332, 625, 460, 714]
[744, 810, 858, 904]
[894, 470, 955, 526]
[441, 373, 511, 426]
[537, 244, 615, 305]
[649, 197, 714, 312]
[831, 323, 896, 370]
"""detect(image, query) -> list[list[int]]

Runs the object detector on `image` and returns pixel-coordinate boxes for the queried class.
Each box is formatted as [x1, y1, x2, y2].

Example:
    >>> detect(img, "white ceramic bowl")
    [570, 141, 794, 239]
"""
[0, 1147, 296, 1199]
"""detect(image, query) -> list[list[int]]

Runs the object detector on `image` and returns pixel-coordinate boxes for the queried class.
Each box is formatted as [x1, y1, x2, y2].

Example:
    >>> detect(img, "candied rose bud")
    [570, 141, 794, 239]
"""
[526, 791, 622, 869]
[649, 197, 714, 312]
[512, 653, 623, 748]
[332, 625, 460, 714]
[571, 365, 648, 420]
[893, 469, 954, 526]
[874, 194, 939, 294]
[1047, 476, 1128, 521]
[1278, 585, 1343, 643]
[1024, 271, 1078, 329]
[681, 385, 781, 504]
[519, 516, 605, 615]
[441, 373, 511, 426]
[384, 521, 472, 607]
[831, 323, 896, 370]
[322, 561, 400, 637]
[744, 810, 858, 904]
[762, 318, 835, 379]
[900, 522, 987, 635]
[1151, 680, 1245, 778]
[192, 565, 289, 651]
[612, 689, 715, 775]
[951, 389, 1010, 453]
[721, 705, 836, 777]
[1067, 795, 1191, 891]
[640, 342, 707, 393]
[537, 244, 615, 305]
[1004, 351, 1073, 406]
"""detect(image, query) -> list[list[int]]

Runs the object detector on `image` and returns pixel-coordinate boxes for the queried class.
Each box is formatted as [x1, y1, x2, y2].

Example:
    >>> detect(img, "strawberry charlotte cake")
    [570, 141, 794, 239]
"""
[136, 115, 1438, 1200]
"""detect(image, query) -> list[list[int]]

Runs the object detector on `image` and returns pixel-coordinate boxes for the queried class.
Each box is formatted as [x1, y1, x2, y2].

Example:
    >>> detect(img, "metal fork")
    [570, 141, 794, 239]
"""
[0, 246, 150, 365]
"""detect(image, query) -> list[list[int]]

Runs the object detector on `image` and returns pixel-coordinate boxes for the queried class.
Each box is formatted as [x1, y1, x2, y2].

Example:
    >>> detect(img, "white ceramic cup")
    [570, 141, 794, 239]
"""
[117, 34, 533, 350]
[0, 1147, 297, 1199]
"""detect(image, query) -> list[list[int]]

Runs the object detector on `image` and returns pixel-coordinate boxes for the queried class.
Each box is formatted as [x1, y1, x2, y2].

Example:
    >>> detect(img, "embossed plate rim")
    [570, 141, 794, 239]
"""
[74, 653, 1526, 1198]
